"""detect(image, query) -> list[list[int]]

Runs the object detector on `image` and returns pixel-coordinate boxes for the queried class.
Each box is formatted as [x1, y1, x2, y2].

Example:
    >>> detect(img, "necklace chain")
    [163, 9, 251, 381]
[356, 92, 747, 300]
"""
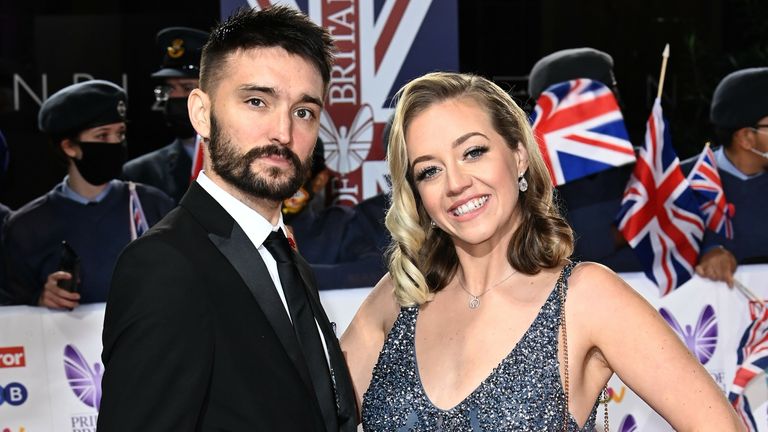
[458, 269, 517, 309]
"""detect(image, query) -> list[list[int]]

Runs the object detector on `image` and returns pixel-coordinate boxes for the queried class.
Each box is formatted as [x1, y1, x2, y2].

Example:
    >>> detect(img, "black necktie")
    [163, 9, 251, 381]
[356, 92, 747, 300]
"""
[262, 230, 337, 431]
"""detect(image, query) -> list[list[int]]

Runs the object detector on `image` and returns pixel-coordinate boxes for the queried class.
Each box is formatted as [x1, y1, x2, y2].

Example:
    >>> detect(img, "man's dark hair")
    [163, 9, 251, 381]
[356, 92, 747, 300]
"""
[200, 6, 335, 95]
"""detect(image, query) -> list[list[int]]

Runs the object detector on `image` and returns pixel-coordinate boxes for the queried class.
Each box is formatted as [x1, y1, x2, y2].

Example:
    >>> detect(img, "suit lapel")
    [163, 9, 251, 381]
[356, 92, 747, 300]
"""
[181, 184, 314, 393]
[209, 225, 314, 392]
[182, 183, 355, 429]
[295, 254, 359, 429]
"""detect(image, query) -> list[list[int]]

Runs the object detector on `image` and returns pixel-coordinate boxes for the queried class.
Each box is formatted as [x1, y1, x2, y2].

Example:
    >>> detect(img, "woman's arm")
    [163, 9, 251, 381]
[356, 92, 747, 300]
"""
[571, 263, 744, 431]
[340, 274, 401, 417]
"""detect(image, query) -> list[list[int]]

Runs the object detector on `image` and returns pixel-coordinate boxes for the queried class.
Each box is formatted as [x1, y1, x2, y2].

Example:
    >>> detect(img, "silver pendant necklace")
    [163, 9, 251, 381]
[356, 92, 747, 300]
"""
[458, 269, 518, 309]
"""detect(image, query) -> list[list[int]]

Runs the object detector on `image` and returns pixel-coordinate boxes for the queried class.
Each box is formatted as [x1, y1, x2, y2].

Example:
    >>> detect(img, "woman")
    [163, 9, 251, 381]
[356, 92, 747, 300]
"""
[341, 72, 741, 431]
[2, 80, 173, 308]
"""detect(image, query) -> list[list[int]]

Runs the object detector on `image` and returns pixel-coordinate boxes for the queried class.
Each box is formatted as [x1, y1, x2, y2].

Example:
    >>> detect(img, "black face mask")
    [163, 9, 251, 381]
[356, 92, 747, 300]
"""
[72, 141, 127, 185]
[163, 97, 196, 139]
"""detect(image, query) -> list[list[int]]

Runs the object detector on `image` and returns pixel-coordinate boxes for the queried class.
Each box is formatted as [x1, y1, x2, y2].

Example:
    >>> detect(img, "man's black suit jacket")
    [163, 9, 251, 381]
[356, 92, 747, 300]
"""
[98, 182, 357, 431]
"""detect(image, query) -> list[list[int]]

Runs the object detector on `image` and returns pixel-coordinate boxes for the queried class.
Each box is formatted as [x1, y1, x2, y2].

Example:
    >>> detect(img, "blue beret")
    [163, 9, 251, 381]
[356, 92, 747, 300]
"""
[38, 80, 127, 136]
[710, 67, 768, 129]
[528, 47, 615, 99]
[152, 27, 208, 79]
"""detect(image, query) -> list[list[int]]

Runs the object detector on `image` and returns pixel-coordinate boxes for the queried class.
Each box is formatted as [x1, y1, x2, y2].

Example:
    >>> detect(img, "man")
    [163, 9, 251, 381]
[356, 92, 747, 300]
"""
[98, 6, 356, 431]
[681, 67, 768, 286]
[528, 47, 641, 272]
[1, 80, 173, 307]
[122, 27, 208, 204]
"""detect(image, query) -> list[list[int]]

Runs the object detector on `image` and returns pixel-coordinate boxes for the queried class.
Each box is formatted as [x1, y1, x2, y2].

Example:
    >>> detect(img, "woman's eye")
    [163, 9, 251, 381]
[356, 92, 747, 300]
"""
[465, 145, 489, 160]
[415, 166, 439, 181]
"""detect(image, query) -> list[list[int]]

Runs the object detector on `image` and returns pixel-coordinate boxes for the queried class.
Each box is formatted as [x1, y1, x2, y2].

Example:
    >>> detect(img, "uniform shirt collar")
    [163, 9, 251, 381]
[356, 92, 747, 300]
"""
[196, 170, 286, 247]
[715, 146, 764, 180]
[60, 176, 117, 204]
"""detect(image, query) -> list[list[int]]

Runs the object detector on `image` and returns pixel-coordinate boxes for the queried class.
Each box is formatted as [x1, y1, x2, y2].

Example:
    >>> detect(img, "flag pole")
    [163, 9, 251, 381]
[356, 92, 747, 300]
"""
[657, 44, 670, 100]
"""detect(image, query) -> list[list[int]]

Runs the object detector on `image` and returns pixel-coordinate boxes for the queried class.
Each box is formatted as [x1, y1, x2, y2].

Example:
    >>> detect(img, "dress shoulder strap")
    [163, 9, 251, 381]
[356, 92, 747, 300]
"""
[556, 260, 578, 297]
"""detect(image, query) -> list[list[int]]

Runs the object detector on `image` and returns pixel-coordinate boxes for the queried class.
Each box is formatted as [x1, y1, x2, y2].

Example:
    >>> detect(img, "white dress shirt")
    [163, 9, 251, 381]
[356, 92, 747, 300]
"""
[196, 171, 331, 364]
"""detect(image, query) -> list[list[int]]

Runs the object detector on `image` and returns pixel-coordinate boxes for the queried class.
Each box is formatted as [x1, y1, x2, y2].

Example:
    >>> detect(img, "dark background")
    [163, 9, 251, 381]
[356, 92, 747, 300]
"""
[0, 0, 765, 209]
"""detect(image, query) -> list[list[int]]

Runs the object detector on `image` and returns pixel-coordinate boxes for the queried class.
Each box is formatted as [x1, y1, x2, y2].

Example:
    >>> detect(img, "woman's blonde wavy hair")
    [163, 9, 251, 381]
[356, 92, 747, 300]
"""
[385, 72, 574, 307]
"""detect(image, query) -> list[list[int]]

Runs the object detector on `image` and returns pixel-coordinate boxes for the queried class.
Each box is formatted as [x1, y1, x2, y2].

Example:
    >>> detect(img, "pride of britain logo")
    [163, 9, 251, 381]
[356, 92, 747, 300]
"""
[618, 414, 637, 432]
[659, 304, 718, 364]
[63, 344, 102, 410]
[320, 105, 374, 175]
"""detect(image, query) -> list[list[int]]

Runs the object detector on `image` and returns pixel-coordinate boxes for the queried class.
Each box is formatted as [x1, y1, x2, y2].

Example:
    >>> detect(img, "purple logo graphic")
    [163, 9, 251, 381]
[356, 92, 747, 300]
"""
[619, 414, 637, 432]
[63, 345, 102, 410]
[659, 304, 717, 364]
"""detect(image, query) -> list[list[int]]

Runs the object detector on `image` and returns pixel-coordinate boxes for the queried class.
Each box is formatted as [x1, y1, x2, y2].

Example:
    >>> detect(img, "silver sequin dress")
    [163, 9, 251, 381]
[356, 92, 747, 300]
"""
[361, 263, 599, 431]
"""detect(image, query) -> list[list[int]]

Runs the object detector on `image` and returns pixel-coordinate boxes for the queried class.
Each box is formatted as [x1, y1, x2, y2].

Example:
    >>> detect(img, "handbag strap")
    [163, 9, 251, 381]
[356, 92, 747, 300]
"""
[559, 262, 609, 432]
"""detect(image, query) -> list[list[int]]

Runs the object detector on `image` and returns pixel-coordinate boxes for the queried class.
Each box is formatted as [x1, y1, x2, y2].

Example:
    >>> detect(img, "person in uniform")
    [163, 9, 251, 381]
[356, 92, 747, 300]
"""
[681, 67, 768, 286]
[528, 47, 641, 272]
[122, 27, 208, 204]
[1, 80, 173, 308]
[288, 118, 393, 290]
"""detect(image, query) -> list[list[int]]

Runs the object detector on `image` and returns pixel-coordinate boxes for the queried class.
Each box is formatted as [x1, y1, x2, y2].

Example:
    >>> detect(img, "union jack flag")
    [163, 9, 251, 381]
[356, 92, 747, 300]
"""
[128, 182, 149, 241]
[730, 394, 758, 432]
[615, 98, 705, 295]
[530, 79, 636, 186]
[687, 143, 735, 239]
[728, 304, 768, 431]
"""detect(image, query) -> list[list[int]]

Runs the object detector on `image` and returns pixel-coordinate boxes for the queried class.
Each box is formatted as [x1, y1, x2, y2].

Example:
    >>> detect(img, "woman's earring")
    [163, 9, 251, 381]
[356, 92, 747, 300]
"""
[518, 175, 528, 192]
[431, 220, 437, 228]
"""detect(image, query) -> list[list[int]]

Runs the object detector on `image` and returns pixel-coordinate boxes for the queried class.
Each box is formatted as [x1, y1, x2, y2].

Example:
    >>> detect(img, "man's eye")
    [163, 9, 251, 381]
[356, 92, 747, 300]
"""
[295, 108, 315, 120]
[247, 98, 265, 107]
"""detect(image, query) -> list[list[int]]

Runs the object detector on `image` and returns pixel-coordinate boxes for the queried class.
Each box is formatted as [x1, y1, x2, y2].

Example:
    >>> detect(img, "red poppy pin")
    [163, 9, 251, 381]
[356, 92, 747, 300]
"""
[287, 237, 297, 251]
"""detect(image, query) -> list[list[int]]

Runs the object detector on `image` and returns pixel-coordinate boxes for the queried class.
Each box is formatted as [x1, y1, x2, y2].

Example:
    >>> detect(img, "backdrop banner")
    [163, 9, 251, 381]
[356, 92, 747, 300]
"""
[1, 266, 766, 431]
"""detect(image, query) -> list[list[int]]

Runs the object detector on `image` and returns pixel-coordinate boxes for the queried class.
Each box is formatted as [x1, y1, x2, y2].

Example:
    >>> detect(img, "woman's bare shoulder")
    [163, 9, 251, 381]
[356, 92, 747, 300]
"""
[565, 261, 649, 319]
[345, 273, 402, 338]
[568, 261, 634, 296]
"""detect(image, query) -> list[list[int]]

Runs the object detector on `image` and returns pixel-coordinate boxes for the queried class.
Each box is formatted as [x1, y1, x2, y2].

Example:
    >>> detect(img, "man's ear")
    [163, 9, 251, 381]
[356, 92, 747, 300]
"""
[732, 127, 755, 151]
[188, 88, 211, 139]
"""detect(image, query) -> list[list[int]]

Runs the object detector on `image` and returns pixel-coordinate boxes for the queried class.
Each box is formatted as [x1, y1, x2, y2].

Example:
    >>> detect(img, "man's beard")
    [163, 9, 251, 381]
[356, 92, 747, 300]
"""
[208, 109, 313, 201]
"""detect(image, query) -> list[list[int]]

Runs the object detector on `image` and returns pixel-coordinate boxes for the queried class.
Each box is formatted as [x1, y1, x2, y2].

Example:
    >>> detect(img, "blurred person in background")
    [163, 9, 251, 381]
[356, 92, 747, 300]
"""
[681, 67, 768, 286]
[1, 80, 173, 308]
[122, 27, 208, 204]
[528, 47, 641, 272]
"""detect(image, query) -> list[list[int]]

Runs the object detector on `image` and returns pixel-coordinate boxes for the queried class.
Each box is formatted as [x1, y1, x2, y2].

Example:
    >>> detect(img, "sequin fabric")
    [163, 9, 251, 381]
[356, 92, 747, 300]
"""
[361, 262, 598, 431]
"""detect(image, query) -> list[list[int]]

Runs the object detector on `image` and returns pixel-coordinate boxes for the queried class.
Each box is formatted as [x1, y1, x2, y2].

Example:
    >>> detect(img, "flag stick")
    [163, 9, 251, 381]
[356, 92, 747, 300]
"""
[735, 278, 764, 309]
[657, 44, 670, 100]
